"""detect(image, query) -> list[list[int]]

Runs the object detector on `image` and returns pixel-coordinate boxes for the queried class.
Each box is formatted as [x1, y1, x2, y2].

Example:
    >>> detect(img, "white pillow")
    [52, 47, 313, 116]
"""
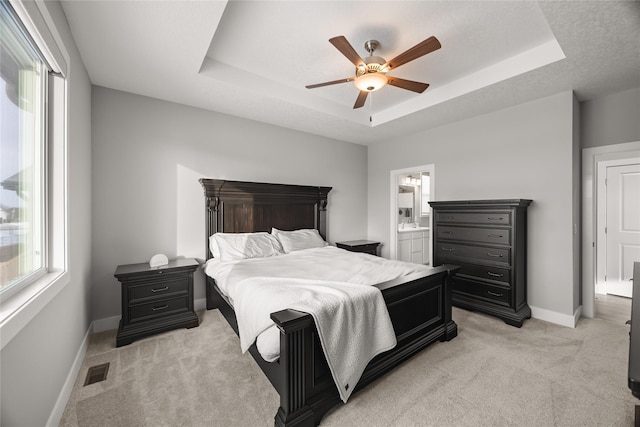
[271, 228, 328, 253]
[211, 232, 283, 260]
[209, 234, 221, 258]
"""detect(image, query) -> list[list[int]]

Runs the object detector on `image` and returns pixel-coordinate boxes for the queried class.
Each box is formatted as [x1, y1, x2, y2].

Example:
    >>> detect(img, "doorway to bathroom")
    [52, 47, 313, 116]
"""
[389, 164, 435, 264]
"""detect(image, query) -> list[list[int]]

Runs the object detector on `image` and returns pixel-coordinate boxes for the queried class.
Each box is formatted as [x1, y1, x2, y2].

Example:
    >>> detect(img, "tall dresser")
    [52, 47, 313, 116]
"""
[430, 199, 532, 327]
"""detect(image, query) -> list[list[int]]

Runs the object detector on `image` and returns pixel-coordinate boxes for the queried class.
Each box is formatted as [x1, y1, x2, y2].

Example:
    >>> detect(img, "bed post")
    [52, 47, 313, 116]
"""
[317, 188, 330, 241]
[272, 310, 317, 427]
[441, 266, 460, 341]
[201, 179, 220, 260]
[202, 179, 220, 310]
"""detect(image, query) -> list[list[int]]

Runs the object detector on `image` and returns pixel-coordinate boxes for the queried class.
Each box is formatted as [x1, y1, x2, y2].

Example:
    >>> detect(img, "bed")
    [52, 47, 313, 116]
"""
[200, 178, 459, 427]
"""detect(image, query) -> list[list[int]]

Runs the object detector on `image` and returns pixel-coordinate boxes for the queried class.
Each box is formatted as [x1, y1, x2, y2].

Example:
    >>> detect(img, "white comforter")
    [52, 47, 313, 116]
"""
[203, 246, 433, 402]
[206, 246, 432, 298]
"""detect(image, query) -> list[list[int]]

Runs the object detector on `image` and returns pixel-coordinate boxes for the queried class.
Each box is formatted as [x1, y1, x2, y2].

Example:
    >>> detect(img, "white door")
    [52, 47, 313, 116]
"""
[605, 163, 640, 297]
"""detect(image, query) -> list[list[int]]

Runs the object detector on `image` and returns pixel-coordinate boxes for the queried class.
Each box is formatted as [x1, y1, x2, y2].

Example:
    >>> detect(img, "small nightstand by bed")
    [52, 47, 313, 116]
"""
[335, 240, 380, 256]
[114, 258, 199, 346]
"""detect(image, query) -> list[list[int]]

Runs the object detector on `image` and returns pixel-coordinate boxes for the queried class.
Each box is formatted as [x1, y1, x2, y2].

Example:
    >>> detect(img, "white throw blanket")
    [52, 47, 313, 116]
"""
[229, 276, 397, 403]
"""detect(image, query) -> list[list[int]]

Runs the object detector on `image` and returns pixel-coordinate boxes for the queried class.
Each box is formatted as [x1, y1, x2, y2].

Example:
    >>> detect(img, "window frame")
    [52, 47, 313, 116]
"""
[1, 7, 50, 297]
[0, 0, 69, 350]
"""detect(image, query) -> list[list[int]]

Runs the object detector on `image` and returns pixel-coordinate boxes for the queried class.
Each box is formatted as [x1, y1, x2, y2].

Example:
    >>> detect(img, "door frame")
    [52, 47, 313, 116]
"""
[596, 158, 640, 294]
[582, 141, 640, 318]
[389, 164, 435, 261]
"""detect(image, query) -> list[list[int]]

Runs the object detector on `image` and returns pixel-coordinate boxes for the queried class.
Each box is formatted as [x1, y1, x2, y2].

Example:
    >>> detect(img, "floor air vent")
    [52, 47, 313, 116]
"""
[84, 363, 110, 386]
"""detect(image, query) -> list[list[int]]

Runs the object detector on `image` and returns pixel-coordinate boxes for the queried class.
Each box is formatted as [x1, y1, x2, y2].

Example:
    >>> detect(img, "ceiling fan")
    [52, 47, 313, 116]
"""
[306, 35, 441, 109]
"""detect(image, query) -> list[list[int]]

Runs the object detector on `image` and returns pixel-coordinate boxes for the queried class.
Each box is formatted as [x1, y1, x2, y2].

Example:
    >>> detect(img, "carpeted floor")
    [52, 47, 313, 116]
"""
[60, 307, 638, 426]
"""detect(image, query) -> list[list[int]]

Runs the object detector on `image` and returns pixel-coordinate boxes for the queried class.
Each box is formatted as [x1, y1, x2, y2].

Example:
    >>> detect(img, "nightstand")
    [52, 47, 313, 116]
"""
[336, 240, 380, 256]
[114, 258, 199, 347]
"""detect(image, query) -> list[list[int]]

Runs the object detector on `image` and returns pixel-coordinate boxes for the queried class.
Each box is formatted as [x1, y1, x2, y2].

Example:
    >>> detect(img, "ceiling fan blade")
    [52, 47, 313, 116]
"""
[329, 36, 365, 67]
[306, 77, 355, 89]
[353, 90, 368, 109]
[387, 77, 430, 93]
[384, 36, 441, 71]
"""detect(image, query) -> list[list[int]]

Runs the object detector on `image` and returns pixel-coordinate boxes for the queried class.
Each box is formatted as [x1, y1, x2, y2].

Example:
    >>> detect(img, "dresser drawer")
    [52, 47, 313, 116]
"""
[437, 226, 510, 245]
[436, 211, 511, 226]
[129, 278, 189, 302]
[436, 242, 510, 265]
[452, 276, 511, 306]
[129, 296, 190, 323]
[448, 261, 511, 286]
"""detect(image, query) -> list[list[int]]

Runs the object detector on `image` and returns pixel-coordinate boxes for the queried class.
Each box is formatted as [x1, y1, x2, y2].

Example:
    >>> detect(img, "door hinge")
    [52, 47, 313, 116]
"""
[605, 227, 607, 234]
[604, 275, 607, 282]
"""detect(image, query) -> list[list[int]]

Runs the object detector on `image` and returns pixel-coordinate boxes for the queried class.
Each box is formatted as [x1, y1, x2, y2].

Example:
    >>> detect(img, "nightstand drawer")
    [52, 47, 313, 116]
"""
[452, 276, 511, 306]
[436, 212, 511, 226]
[129, 278, 189, 302]
[437, 226, 510, 245]
[436, 242, 510, 266]
[129, 296, 190, 323]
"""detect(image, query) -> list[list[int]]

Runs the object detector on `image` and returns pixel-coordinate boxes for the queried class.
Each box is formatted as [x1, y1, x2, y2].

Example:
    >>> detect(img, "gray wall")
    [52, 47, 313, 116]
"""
[581, 87, 640, 148]
[0, 1, 93, 425]
[90, 87, 368, 321]
[367, 91, 578, 319]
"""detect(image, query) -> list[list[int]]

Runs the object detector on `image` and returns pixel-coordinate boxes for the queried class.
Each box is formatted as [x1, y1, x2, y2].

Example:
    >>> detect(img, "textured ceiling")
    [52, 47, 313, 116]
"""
[61, 1, 640, 145]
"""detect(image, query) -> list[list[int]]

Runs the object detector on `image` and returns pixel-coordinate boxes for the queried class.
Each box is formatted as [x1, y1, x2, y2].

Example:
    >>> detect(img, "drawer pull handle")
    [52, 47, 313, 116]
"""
[443, 216, 454, 219]
[152, 305, 169, 311]
[487, 234, 503, 238]
[487, 252, 503, 258]
[151, 286, 169, 293]
[487, 217, 503, 221]
[487, 291, 503, 297]
[487, 271, 504, 277]
[442, 231, 454, 235]
[441, 247, 455, 252]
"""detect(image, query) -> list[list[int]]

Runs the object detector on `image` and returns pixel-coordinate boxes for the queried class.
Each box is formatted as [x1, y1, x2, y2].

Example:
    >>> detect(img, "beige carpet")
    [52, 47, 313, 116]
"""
[60, 307, 638, 426]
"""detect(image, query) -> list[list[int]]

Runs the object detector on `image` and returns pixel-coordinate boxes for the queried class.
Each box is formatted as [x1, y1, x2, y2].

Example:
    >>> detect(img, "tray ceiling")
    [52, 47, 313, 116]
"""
[61, 1, 640, 145]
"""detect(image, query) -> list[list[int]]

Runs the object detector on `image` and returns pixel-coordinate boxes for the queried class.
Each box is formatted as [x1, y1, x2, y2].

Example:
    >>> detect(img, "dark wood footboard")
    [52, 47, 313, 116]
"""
[207, 264, 458, 427]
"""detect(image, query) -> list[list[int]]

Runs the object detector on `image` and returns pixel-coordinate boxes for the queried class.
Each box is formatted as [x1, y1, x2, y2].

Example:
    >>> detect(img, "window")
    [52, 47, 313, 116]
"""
[0, 0, 49, 298]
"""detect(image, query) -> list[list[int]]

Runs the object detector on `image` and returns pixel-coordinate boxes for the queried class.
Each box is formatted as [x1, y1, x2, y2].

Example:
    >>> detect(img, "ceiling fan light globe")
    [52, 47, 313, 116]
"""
[354, 73, 388, 92]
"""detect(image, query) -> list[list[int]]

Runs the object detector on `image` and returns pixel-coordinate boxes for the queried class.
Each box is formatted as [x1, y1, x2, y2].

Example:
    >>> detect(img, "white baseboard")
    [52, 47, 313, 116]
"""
[95, 300, 581, 330]
[530, 305, 581, 328]
[45, 325, 90, 427]
[92, 315, 120, 333]
[573, 305, 583, 325]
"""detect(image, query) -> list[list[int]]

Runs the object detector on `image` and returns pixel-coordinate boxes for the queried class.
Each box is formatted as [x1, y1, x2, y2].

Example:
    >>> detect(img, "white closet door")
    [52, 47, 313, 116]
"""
[605, 163, 640, 297]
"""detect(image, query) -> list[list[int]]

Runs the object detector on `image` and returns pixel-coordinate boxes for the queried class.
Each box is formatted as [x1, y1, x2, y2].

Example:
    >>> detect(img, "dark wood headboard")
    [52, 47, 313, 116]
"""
[199, 179, 332, 259]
